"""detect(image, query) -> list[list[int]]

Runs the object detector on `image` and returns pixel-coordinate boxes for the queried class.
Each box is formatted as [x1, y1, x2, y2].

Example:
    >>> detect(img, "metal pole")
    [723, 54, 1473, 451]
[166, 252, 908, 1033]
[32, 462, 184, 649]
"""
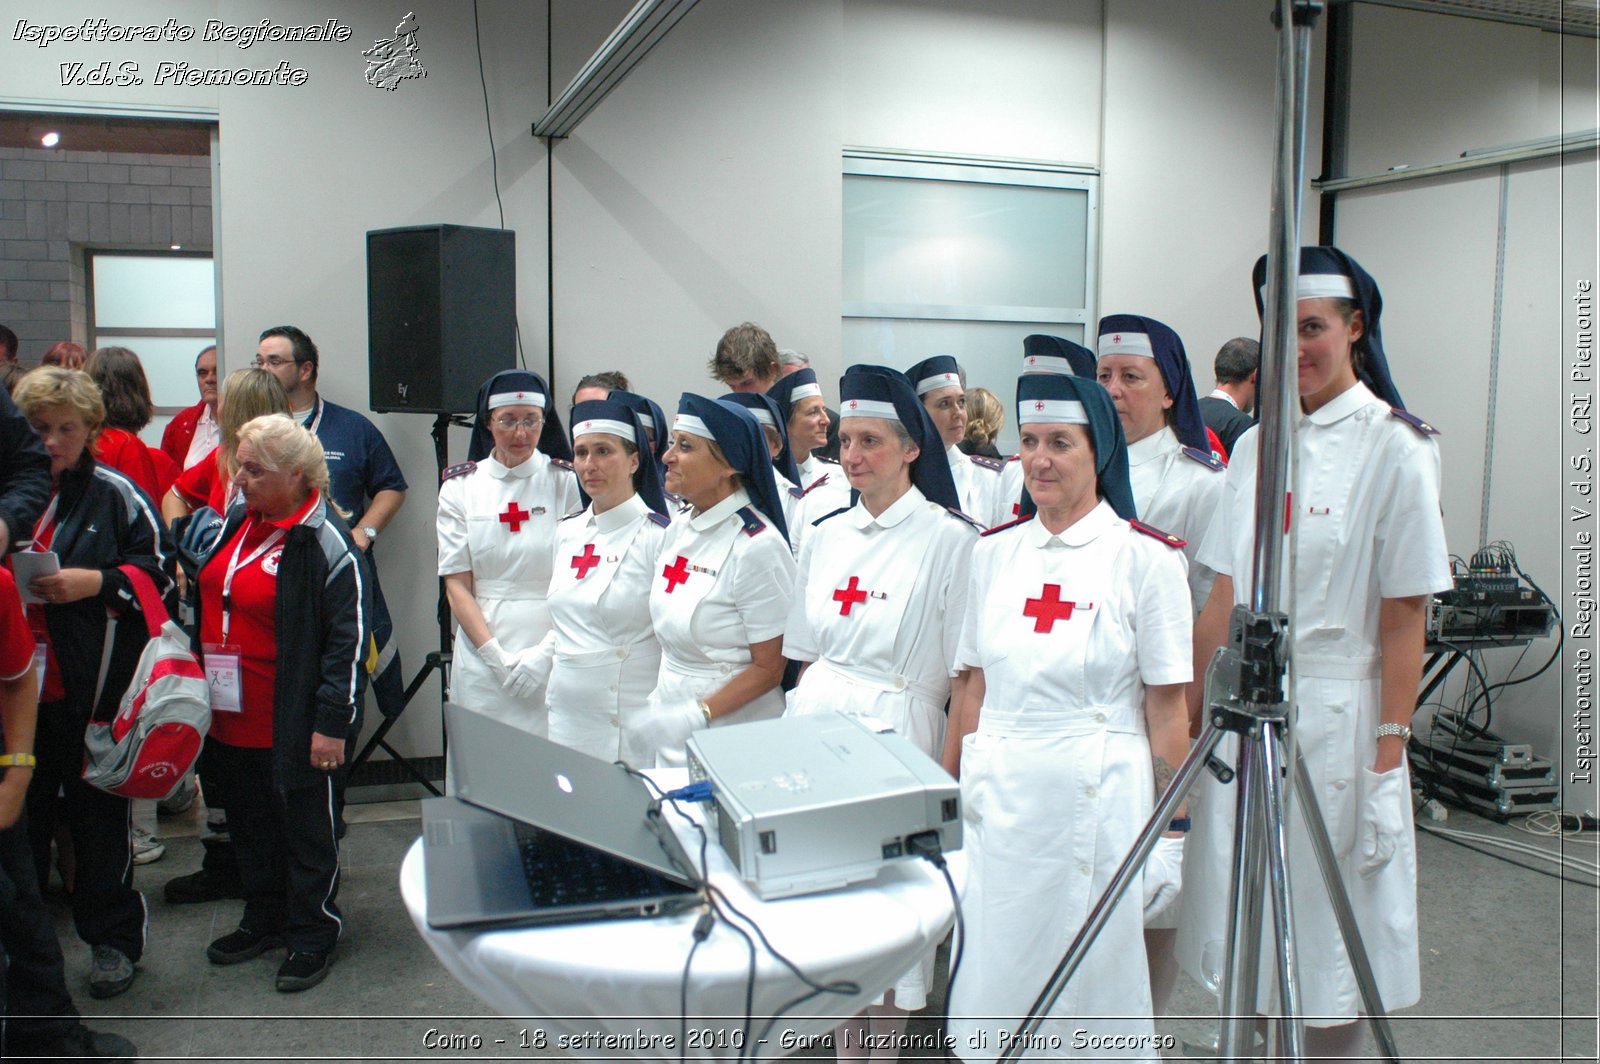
[1258, 724, 1306, 1058]
[1218, 733, 1267, 1060]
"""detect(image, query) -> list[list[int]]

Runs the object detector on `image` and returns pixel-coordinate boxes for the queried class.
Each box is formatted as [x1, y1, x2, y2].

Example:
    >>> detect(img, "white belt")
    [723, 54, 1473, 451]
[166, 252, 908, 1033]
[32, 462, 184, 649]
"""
[810, 658, 945, 705]
[474, 580, 545, 599]
[977, 703, 1143, 739]
[1294, 653, 1381, 681]
[559, 638, 654, 670]
[662, 656, 738, 680]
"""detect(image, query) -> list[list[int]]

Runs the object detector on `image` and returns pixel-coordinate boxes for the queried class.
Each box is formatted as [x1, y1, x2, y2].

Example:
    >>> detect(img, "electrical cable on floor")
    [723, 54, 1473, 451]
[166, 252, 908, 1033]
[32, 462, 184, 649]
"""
[1418, 822, 1600, 886]
[1521, 811, 1600, 843]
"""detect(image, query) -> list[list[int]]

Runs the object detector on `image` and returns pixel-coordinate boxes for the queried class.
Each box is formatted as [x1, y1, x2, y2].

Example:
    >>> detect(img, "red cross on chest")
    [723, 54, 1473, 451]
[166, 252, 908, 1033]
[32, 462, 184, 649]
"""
[571, 543, 600, 579]
[662, 555, 691, 593]
[499, 502, 531, 532]
[1023, 583, 1091, 633]
[833, 576, 869, 616]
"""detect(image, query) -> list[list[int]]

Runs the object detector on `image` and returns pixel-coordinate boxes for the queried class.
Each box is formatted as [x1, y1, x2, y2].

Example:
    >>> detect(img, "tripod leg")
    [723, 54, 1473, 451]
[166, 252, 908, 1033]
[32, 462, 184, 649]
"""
[1291, 755, 1403, 1063]
[1219, 733, 1268, 1062]
[1257, 725, 1305, 1060]
[995, 724, 1228, 1062]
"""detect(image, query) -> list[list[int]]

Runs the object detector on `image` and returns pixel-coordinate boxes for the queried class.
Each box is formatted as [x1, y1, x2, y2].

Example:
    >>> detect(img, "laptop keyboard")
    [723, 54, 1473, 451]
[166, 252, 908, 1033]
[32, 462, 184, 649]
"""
[513, 822, 680, 907]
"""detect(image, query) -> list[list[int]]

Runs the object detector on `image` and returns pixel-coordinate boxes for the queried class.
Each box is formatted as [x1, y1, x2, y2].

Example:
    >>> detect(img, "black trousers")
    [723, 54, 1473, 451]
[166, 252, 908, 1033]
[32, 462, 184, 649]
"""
[25, 700, 145, 960]
[209, 740, 342, 954]
[0, 810, 79, 1053]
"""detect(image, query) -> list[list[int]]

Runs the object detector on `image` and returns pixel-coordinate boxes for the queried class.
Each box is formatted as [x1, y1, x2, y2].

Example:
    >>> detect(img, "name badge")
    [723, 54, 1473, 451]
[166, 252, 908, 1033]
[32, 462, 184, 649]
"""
[33, 642, 46, 692]
[203, 643, 244, 713]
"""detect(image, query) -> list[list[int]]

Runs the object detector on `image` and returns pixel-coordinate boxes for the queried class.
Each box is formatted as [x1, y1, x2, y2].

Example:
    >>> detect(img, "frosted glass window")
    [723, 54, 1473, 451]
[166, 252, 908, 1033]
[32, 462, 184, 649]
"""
[92, 256, 215, 330]
[93, 335, 215, 410]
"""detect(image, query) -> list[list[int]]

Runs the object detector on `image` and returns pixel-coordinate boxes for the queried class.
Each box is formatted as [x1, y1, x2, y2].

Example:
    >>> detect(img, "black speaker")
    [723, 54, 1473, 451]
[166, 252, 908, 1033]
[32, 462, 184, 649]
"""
[367, 224, 516, 414]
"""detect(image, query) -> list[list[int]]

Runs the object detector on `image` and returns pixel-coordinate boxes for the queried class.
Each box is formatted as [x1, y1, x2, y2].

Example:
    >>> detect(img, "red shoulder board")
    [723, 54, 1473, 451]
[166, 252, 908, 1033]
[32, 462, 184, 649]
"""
[1129, 519, 1186, 548]
[736, 506, 766, 536]
[1006, 454, 1020, 463]
[1181, 446, 1226, 472]
[802, 471, 831, 495]
[441, 461, 476, 482]
[647, 511, 671, 528]
[981, 514, 1032, 537]
[946, 507, 985, 530]
[1390, 408, 1439, 436]
[788, 484, 807, 499]
[969, 454, 1004, 473]
[551, 457, 575, 471]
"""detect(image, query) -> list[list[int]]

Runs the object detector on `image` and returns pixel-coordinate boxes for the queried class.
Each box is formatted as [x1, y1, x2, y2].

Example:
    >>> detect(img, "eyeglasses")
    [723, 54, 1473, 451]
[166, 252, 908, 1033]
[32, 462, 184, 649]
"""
[253, 356, 299, 369]
[493, 416, 544, 432]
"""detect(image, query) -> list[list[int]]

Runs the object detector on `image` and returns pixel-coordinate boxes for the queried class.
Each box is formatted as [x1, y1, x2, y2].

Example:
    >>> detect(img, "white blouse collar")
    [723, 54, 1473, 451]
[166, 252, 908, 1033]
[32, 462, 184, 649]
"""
[689, 487, 752, 532]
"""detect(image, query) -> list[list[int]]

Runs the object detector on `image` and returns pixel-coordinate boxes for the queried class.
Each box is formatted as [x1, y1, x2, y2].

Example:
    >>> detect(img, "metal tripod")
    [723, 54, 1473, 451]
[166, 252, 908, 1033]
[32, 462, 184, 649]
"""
[997, 3, 1401, 1061]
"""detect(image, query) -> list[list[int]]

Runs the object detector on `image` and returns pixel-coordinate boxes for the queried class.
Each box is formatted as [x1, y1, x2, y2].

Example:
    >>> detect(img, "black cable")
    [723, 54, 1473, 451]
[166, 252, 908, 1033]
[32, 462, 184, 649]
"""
[1418, 822, 1599, 887]
[472, 0, 527, 369]
[680, 910, 716, 1064]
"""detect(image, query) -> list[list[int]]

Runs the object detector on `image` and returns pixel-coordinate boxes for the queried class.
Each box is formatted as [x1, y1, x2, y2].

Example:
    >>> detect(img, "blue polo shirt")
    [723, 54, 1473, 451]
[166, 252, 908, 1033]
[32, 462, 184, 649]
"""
[300, 397, 408, 518]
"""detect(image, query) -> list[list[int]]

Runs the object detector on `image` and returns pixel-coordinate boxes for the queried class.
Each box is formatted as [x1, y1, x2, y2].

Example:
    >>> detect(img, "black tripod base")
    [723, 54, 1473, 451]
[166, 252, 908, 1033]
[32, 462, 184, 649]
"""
[349, 651, 451, 797]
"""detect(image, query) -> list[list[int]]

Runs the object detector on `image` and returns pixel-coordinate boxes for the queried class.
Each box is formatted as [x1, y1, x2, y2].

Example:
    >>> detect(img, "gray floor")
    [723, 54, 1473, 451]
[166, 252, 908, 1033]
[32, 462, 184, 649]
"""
[50, 798, 1598, 1062]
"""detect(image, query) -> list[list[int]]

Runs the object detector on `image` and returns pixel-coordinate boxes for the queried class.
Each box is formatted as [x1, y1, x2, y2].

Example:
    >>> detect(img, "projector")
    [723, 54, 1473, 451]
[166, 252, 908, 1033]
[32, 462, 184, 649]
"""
[685, 712, 962, 899]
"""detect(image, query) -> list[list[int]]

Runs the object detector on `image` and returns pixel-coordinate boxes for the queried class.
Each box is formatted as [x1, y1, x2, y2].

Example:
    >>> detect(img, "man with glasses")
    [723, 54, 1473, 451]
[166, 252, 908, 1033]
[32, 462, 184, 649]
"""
[160, 345, 221, 471]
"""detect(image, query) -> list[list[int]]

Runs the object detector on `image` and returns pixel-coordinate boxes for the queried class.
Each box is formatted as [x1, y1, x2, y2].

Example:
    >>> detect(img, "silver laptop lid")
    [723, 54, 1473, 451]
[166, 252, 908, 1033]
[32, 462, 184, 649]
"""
[444, 702, 693, 884]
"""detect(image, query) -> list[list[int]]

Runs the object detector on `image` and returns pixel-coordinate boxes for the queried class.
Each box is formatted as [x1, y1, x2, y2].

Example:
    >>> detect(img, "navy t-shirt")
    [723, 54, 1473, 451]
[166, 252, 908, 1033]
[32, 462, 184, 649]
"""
[300, 397, 408, 518]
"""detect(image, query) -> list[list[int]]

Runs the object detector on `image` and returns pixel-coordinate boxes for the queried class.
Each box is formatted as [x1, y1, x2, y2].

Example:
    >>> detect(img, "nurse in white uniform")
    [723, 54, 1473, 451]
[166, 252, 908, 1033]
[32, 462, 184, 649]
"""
[769, 368, 850, 554]
[635, 394, 796, 766]
[997, 336, 1098, 524]
[1175, 247, 1450, 1059]
[437, 370, 580, 738]
[906, 356, 1006, 526]
[1096, 313, 1226, 615]
[529, 398, 671, 765]
[784, 367, 978, 1058]
[943, 373, 1193, 1062]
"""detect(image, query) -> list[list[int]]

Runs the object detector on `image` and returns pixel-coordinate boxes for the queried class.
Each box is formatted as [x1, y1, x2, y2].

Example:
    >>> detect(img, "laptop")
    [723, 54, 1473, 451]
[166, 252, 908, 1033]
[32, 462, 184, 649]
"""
[421, 703, 702, 931]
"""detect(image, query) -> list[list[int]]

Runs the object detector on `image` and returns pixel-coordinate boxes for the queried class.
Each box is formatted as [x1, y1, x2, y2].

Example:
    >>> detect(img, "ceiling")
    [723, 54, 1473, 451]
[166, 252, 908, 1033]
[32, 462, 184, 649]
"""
[1356, 0, 1600, 36]
[0, 112, 212, 156]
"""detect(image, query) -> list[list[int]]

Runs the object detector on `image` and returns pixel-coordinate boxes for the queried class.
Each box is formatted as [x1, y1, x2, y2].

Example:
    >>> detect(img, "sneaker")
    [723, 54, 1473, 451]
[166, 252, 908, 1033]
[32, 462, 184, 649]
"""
[158, 778, 197, 815]
[207, 926, 282, 965]
[9, 1021, 137, 1061]
[276, 949, 333, 992]
[164, 865, 244, 904]
[88, 944, 135, 999]
[131, 828, 165, 865]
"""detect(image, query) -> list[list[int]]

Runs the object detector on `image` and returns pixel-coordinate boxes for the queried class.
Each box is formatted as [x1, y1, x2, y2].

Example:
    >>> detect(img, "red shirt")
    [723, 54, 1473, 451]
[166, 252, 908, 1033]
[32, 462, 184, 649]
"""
[0, 569, 35, 683]
[198, 490, 321, 748]
[93, 427, 161, 502]
[173, 448, 234, 513]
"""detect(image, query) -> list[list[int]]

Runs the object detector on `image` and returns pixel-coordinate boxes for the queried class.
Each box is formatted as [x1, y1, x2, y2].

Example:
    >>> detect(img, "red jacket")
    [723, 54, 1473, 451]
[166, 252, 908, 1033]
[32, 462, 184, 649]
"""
[160, 401, 207, 468]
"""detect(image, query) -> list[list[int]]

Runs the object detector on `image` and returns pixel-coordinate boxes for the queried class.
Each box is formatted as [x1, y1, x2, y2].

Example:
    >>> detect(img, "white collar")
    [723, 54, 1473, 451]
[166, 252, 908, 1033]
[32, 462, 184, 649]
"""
[689, 487, 752, 532]
[1126, 425, 1178, 466]
[198, 403, 217, 426]
[1304, 380, 1378, 426]
[592, 491, 649, 534]
[1023, 498, 1118, 549]
[484, 450, 542, 480]
[851, 484, 925, 531]
[946, 443, 966, 465]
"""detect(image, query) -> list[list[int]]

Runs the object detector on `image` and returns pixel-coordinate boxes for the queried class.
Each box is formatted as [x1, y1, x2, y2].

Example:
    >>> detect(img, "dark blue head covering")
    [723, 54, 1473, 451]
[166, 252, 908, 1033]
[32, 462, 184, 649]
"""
[1252, 245, 1403, 409]
[838, 367, 961, 512]
[1096, 314, 1208, 451]
[904, 355, 964, 399]
[674, 394, 788, 543]
[1016, 374, 1136, 522]
[720, 391, 802, 488]
[766, 367, 826, 427]
[608, 389, 669, 462]
[569, 398, 667, 516]
[1023, 334, 1096, 378]
[468, 369, 571, 463]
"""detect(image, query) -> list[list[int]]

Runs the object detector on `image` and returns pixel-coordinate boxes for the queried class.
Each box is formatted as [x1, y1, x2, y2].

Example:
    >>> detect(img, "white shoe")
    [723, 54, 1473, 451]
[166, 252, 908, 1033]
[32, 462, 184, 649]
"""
[132, 828, 165, 865]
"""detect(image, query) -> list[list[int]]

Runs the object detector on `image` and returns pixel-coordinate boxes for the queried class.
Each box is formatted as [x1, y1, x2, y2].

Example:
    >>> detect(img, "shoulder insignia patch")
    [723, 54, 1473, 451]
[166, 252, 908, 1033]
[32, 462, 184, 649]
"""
[1006, 453, 1020, 463]
[814, 455, 839, 466]
[647, 510, 671, 528]
[1129, 518, 1187, 549]
[969, 454, 1004, 473]
[550, 457, 575, 471]
[811, 505, 851, 527]
[801, 472, 831, 495]
[441, 461, 476, 482]
[946, 507, 985, 531]
[981, 514, 1032, 537]
[736, 506, 767, 537]
[1390, 407, 1439, 436]
[788, 484, 807, 499]
[1181, 446, 1227, 472]
[560, 509, 585, 522]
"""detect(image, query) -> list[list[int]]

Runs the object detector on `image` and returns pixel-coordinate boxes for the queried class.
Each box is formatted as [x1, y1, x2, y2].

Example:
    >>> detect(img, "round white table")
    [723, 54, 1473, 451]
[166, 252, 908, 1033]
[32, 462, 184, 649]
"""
[400, 789, 960, 1060]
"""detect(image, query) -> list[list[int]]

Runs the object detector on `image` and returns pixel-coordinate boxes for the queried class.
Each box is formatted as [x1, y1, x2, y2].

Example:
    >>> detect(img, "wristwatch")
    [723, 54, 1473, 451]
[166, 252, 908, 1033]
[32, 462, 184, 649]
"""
[697, 699, 712, 725]
[1375, 723, 1412, 742]
[0, 752, 37, 768]
[360, 526, 380, 541]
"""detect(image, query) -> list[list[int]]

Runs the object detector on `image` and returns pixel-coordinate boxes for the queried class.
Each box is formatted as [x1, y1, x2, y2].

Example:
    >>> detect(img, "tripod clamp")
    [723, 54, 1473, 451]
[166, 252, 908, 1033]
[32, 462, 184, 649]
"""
[1207, 604, 1292, 737]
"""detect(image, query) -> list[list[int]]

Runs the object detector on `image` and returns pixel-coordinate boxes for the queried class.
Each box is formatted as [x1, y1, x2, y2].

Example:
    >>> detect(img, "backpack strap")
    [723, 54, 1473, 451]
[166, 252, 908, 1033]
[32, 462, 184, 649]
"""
[118, 565, 172, 638]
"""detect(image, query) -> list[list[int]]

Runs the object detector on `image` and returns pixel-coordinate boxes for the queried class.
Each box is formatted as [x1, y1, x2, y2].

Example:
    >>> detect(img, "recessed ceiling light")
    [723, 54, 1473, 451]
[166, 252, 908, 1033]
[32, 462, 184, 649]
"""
[40, 131, 60, 148]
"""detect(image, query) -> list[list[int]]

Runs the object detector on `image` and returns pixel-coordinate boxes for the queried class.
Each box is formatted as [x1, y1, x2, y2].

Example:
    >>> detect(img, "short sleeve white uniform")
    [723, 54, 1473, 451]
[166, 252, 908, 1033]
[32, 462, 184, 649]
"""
[646, 489, 795, 765]
[948, 502, 1192, 1061]
[1174, 381, 1451, 1023]
[542, 493, 667, 765]
[947, 445, 1006, 527]
[1127, 425, 1226, 613]
[437, 451, 580, 736]
[786, 455, 852, 558]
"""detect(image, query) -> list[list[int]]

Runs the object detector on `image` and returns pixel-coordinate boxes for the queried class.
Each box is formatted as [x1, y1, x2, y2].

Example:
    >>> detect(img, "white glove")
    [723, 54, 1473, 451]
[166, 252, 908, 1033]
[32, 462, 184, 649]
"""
[475, 637, 512, 682]
[634, 700, 707, 761]
[503, 645, 553, 700]
[1358, 765, 1410, 879]
[1143, 834, 1186, 923]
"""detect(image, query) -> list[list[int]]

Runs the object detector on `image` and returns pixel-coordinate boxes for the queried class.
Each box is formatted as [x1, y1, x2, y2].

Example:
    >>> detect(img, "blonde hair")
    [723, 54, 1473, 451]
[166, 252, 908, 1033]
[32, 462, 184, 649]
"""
[235, 413, 349, 520]
[963, 386, 1004, 450]
[218, 369, 290, 479]
[13, 367, 105, 447]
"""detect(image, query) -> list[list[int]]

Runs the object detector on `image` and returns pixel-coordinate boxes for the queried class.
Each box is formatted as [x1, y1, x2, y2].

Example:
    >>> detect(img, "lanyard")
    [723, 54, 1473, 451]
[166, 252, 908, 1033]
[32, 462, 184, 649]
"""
[299, 396, 324, 435]
[30, 494, 60, 551]
[220, 517, 285, 643]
